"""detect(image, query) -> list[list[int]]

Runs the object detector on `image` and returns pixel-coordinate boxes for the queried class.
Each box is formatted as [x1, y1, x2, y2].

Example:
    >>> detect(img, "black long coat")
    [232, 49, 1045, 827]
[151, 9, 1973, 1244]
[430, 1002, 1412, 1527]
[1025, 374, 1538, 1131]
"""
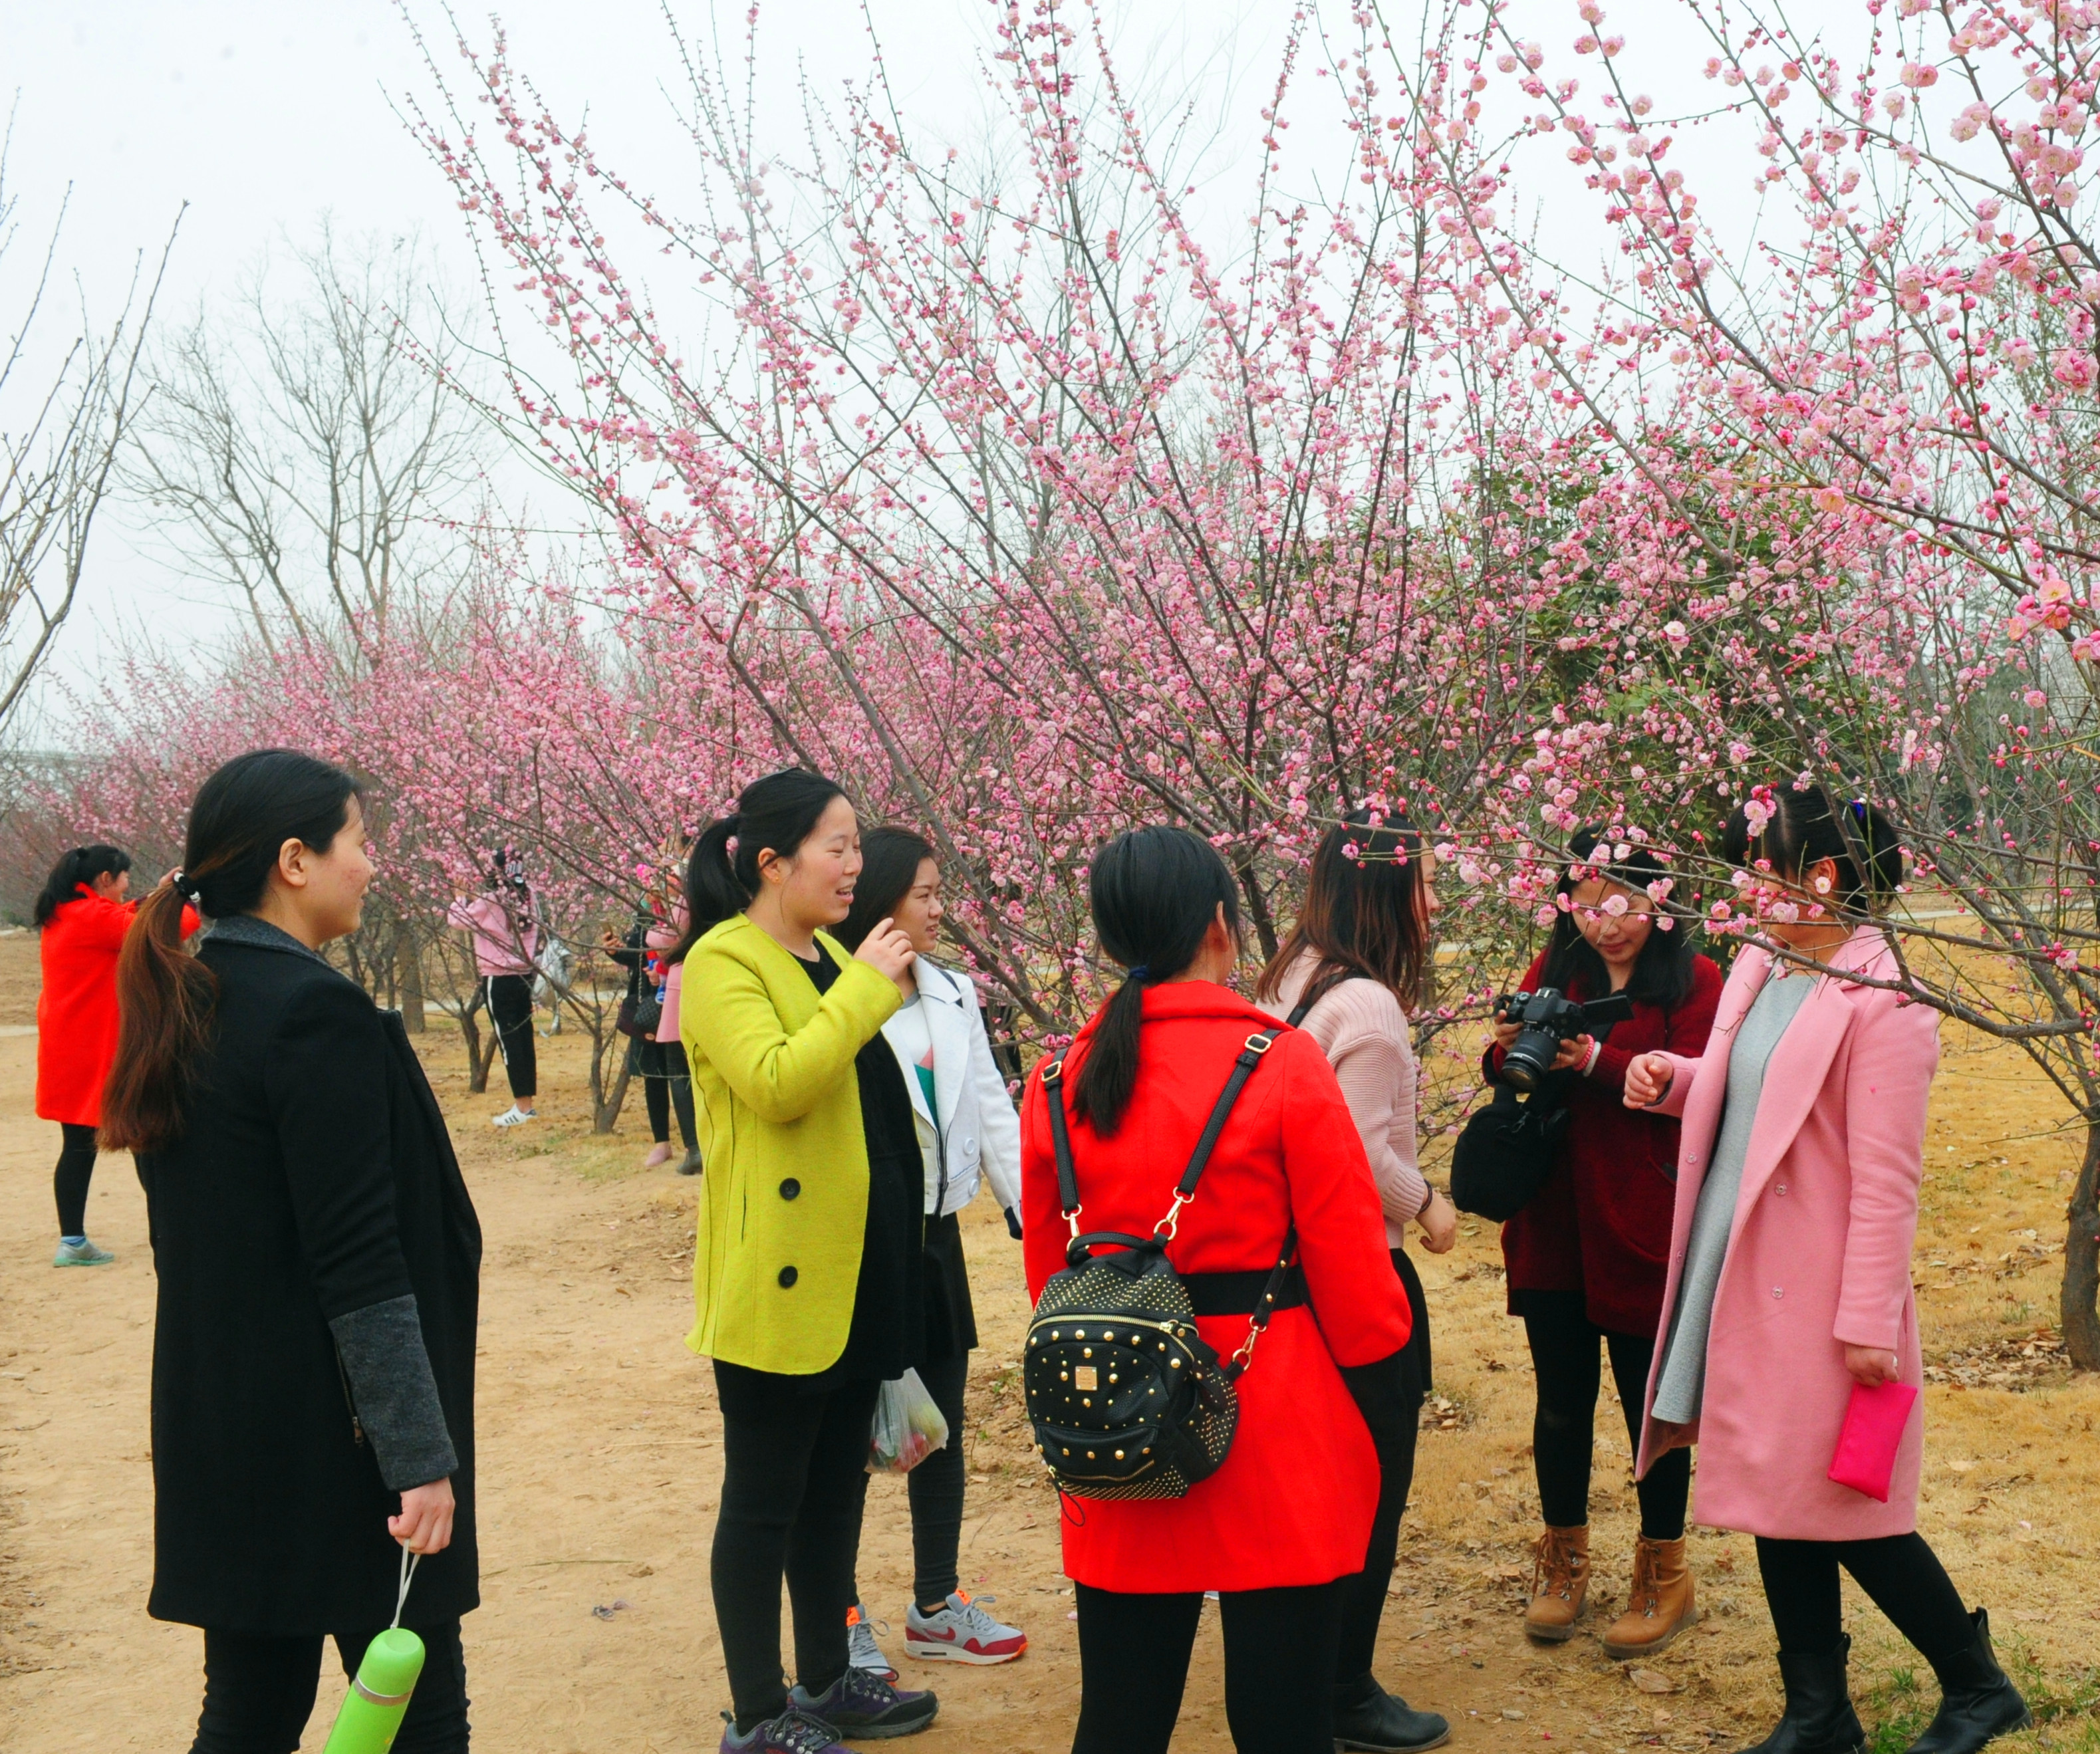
[140, 932, 481, 1634]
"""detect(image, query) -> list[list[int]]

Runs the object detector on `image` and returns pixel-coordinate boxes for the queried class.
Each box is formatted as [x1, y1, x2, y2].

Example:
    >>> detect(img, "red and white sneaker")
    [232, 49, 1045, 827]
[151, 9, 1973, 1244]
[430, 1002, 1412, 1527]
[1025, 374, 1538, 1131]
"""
[903, 1590, 1027, 1665]
[845, 1601, 896, 1682]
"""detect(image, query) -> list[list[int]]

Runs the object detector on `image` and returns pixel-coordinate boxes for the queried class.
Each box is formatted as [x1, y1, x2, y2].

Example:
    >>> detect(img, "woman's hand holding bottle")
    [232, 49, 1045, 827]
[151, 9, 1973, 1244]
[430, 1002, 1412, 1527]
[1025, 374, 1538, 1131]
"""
[390, 1477, 456, 1555]
[853, 917, 918, 995]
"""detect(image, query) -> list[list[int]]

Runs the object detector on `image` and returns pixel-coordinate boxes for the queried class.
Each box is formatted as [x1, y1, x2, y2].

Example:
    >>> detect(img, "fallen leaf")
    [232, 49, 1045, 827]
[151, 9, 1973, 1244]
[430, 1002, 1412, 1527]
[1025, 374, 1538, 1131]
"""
[1502, 1707, 1527, 1721]
[1628, 1667, 1679, 1694]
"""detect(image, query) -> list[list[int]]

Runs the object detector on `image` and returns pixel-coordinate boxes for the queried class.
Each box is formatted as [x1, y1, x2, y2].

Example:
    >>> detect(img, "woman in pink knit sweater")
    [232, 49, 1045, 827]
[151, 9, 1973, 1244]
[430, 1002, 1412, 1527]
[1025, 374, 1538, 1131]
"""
[1257, 809, 1458, 1754]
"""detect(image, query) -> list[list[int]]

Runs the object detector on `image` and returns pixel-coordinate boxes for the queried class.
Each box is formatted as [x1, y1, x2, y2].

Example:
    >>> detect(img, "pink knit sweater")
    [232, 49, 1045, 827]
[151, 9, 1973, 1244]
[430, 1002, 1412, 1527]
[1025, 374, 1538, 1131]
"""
[1259, 955, 1430, 1249]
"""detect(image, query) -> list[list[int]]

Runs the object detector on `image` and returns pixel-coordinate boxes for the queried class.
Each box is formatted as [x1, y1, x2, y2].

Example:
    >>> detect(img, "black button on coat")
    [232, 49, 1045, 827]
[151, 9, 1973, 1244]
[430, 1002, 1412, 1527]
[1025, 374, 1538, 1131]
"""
[139, 935, 482, 1634]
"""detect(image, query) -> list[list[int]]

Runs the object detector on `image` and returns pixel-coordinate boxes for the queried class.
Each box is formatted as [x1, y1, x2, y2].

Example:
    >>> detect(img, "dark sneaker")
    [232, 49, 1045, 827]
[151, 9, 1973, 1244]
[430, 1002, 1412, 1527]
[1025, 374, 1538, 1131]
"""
[718, 1707, 847, 1753]
[788, 1667, 939, 1739]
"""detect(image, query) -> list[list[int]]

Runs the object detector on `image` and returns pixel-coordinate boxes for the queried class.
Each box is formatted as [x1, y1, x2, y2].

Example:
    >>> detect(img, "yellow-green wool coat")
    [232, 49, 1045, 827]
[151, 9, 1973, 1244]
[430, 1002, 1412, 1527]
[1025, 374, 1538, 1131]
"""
[680, 914, 901, 1374]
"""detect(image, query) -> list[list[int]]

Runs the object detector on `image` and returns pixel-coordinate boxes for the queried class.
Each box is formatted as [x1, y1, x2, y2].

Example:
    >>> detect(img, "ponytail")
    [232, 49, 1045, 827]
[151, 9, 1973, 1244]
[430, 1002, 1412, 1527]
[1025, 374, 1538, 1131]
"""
[1069, 826, 1243, 1136]
[33, 844, 133, 926]
[100, 749, 360, 1153]
[667, 768, 849, 964]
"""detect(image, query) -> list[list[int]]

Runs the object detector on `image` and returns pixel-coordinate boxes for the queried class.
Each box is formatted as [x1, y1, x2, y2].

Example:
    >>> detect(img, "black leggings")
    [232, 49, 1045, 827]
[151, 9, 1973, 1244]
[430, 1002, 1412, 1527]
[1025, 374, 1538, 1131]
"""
[55, 1122, 98, 1237]
[712, 1362, 881, 1731]
[1072, 1579, 1343, 1754]
[190, 1620, 468, 1753]
[1756, 1533, 1975, 1665]
[1521, 1292, 1688, 1540]
[644, 1074, 697, 1151]
[850, 1349, 969, 1609]
[1334, 1251, 1427, 1686]
[484, 975, 536, 1100]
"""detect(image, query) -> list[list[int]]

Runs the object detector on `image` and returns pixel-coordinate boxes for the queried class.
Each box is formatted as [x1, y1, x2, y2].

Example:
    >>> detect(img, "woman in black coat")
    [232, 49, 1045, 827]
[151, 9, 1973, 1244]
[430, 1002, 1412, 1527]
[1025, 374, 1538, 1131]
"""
[103, 749, 481, 1754]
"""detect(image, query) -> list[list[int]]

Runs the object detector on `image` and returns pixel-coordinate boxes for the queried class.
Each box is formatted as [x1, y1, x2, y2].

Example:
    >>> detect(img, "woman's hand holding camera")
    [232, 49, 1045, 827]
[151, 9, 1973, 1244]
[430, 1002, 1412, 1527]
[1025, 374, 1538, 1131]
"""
[1623, 1052, 1675, 1109]
[1488, 1013, 1593, 1072]
[854, 917, 918, 995]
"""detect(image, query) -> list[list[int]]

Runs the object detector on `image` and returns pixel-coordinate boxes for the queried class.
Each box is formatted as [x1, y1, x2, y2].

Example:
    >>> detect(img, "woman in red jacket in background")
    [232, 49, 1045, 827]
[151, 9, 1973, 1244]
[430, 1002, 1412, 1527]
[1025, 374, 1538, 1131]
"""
[1020, 826, 1414, 1754]
[1486, 828, 1720, 1658]
[33, 844, 193, 1265]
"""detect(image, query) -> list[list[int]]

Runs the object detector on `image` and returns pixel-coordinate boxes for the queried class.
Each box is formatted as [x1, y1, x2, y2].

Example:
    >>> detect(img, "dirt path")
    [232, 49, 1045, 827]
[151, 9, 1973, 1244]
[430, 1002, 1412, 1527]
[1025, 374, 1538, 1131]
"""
[0, 933, 2095, 1751]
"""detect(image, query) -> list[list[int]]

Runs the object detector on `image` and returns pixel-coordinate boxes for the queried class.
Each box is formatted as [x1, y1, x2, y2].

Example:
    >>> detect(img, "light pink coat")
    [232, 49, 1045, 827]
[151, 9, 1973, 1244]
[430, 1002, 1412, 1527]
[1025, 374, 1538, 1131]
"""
[1635, 931, 1938, 1541]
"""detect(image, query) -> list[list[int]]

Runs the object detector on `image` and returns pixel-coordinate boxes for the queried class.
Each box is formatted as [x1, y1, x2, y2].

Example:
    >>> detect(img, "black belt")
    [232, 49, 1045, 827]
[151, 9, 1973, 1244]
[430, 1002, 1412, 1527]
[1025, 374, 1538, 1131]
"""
[1185, 1264, 1307, 1317]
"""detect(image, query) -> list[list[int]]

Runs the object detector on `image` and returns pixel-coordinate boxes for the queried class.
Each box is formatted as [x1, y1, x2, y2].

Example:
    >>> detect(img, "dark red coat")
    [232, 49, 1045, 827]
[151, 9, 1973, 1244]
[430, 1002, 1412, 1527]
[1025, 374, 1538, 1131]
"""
[1021, 979, 1412, 1593]
[35, 889, 196, 1129]
[1490, 951, 1721, 1336]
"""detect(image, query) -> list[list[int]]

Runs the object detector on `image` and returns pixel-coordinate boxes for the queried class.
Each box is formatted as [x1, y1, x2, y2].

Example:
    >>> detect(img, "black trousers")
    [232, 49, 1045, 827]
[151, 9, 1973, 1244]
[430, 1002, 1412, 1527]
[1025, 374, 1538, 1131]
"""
[643, 1074, 697, 1151]
[1756, 1533, 1975, 1665]
[1333, 1249, 1428, 1686]
[1071, 1579, 1343, 1754]
[712, 1362, 882, 1730]
[55, 1121, 98, 1237]
[1521, 1290, 1689, 1540]
[484, 975, 536, 1100]
[850, 1348, 969, 1609]
[190, 1620, 469, 1753]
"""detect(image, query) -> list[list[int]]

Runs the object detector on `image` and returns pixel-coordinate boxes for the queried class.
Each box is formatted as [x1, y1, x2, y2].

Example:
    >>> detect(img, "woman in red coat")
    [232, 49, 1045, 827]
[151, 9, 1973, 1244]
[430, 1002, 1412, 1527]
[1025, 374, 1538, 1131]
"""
[33, 845, 191, 1265]
[1020, 826, 1413, 1754]
[1485, 828, 1720, 1657]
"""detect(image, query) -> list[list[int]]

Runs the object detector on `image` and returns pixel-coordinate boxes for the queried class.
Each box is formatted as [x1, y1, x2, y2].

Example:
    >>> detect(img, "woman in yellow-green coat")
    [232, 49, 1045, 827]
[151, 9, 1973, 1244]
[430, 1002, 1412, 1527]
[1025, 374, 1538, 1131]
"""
[667, 768, 942, 1754]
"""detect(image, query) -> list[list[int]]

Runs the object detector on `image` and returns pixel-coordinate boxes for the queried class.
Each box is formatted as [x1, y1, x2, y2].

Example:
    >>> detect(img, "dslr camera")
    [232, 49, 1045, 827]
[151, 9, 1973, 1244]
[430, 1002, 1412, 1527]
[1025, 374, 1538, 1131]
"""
[1496, 987, 1635, 1093]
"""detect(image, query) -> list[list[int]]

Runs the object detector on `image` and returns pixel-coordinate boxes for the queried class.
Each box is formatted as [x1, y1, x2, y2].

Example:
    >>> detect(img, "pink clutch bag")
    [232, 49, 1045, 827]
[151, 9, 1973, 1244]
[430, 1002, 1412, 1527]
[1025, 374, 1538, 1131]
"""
[1827, 1380, 1918, 1502]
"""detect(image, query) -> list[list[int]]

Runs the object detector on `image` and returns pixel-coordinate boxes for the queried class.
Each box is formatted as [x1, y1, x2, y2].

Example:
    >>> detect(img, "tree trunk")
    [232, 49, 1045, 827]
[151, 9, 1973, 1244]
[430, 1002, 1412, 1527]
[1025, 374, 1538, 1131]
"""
[2063, 1118, 2100, 1372]
[594, 1060, 632, 1135]
[396, 932, 426, 1035]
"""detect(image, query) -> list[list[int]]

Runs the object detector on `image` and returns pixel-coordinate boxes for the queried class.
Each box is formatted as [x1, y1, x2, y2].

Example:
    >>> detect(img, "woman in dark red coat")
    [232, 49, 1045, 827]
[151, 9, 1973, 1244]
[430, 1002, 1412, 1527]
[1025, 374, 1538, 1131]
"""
[1485, 828, 1718, 1658]
[1020, 826, 1413, 1754]
[33, 845, 192, 1266]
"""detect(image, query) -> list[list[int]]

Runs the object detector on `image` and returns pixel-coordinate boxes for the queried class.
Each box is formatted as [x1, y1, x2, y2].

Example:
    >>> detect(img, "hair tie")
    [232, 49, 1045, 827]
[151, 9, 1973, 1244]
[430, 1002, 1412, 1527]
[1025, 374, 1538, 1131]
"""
[172, 872, 199, 901]
[1126, 964, 1151, 984]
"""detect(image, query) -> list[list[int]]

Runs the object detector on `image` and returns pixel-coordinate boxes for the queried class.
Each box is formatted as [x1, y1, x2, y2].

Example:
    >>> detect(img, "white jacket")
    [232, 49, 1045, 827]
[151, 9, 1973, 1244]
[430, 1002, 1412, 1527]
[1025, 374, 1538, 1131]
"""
[876, 958, 1024, 1219]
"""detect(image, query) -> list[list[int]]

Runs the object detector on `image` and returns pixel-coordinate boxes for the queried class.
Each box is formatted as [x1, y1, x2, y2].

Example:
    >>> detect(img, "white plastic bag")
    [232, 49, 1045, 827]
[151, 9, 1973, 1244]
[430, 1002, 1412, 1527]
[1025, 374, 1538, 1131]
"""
[868, 1367, 950, 1473]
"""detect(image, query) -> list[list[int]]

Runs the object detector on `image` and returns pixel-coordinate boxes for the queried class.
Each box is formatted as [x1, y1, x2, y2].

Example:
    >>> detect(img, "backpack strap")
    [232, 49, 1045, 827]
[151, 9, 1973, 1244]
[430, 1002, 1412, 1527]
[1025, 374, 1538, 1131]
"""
[1040, 1057, 1084, 1235]
[1159, 1030, 1280, 1230]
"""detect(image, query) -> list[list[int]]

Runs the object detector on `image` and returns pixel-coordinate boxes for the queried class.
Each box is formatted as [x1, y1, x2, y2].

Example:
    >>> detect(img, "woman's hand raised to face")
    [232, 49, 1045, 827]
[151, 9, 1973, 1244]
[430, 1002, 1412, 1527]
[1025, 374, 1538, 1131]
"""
[1623, 1052, 1675, 1109]
[854, 918, 918, 995]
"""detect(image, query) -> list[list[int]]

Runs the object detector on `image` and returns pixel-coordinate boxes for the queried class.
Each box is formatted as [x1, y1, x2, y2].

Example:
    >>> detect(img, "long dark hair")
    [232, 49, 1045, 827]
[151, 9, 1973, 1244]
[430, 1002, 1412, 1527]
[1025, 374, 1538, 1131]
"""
[1721, 785, 1903, 917]
[101, 750, 361, 1153]
[33, 844, 134, 926]
[668, 767, 849, 964]
[1539, 824, 1697, 1010]
[1070, 825, 1242, 1136]
[1255, 809, 1429, 1009]
[836, 827, 935, 952]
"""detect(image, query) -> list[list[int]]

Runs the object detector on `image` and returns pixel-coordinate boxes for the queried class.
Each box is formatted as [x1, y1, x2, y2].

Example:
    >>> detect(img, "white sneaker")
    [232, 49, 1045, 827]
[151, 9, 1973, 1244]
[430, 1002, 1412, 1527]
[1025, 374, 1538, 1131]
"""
[846, 1602, 896, 1681]
[491, 1105, 537, 1128]
[903, 1590, 1027, 1665]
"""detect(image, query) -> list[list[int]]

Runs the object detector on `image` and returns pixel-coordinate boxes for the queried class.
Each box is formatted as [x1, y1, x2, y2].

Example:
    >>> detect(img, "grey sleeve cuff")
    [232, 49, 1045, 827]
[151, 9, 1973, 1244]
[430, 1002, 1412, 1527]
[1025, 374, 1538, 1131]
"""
[329, 1294, 459, 1491]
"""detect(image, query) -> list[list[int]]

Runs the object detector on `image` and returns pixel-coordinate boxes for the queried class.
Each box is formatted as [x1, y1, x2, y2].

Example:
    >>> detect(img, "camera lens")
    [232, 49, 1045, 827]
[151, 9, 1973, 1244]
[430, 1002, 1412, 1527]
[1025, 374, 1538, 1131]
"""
[1502, 1027, 1557, 1093]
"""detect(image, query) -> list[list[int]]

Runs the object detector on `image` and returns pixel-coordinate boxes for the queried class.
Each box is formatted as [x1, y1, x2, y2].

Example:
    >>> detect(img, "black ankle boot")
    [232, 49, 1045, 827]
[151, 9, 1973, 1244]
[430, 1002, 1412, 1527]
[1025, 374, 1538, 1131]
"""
[1903, 1609, 2032, 1754]
[1333, 1672, 1450, 1753]
[1738, 1636, 1867, 1754]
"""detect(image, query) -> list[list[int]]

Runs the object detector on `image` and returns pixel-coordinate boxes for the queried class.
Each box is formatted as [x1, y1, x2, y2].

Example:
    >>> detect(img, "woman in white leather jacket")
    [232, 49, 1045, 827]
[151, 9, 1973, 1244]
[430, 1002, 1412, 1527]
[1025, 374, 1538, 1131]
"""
[835, 828, 1028, 1675]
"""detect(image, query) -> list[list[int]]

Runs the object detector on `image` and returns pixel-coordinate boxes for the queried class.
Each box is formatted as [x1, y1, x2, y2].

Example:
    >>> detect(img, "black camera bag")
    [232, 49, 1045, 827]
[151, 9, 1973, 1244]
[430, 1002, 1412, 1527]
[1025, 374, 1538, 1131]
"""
[1450, 1081, 1569, 1223]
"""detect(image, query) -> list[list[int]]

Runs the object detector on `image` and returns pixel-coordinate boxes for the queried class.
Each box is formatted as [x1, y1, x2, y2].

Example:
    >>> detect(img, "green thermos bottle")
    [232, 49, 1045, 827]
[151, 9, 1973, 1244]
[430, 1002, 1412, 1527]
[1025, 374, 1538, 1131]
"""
[321, 1626, 426, 1754]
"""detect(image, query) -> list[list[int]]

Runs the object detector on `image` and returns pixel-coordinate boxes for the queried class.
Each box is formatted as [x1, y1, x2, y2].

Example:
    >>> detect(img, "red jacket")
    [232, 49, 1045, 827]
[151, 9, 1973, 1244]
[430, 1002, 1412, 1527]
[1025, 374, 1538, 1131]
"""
[37, 888, 199, 1128]
[1021, 979, 1412, 1593]
[1490, 951, 1722, 1336]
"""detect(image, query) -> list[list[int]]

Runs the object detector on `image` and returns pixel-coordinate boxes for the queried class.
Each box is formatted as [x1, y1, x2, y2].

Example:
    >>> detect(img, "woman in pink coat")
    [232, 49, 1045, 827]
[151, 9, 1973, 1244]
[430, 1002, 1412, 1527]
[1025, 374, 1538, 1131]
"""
[1625, 789, 2028, 1754]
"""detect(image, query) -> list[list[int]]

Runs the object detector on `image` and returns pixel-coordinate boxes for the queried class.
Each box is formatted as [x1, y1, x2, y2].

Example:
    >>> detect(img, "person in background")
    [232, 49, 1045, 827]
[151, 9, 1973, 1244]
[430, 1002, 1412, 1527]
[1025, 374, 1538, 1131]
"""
[676, 769, 940, 1754]
[603, 882, 699, 1173]
[33, 843, 196, 1266]
[1625, 789, 2028, 1754]
[1486, 828, 1721, 1657]
[1019, 826, 1416, 1754]
[834, 828, 1027, 1678]
[102, 749, 479, 1753]
[1254, 809, 1457, 1754]
[448, 850, 539, 1128]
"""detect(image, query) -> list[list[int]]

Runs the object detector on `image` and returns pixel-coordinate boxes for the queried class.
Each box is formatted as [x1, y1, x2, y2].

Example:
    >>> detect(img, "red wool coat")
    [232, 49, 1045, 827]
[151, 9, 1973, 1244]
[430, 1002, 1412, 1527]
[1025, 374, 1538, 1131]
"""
[1492, 952, 1722, 1336]
[36, 888, 195, 1128]
[1020, 980, 1413, 1594]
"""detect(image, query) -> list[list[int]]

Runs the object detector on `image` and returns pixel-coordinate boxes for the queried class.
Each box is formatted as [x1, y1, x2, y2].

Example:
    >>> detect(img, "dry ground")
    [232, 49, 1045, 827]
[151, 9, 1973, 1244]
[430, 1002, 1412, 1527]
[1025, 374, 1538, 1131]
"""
[0, 928, 2094, 1752]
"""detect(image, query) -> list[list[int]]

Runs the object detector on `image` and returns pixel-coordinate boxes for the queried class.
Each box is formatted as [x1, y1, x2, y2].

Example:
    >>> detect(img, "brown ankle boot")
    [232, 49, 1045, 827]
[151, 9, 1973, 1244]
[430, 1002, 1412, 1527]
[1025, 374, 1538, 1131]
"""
[1524, 1524, 1590, 1642]
[1602, 1535, 1698, 1659]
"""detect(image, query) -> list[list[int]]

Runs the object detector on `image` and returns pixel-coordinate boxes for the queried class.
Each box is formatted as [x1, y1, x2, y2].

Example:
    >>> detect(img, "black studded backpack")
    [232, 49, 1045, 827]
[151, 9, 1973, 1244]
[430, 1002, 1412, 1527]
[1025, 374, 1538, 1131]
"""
[1023, 1027, 1301, 1501]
